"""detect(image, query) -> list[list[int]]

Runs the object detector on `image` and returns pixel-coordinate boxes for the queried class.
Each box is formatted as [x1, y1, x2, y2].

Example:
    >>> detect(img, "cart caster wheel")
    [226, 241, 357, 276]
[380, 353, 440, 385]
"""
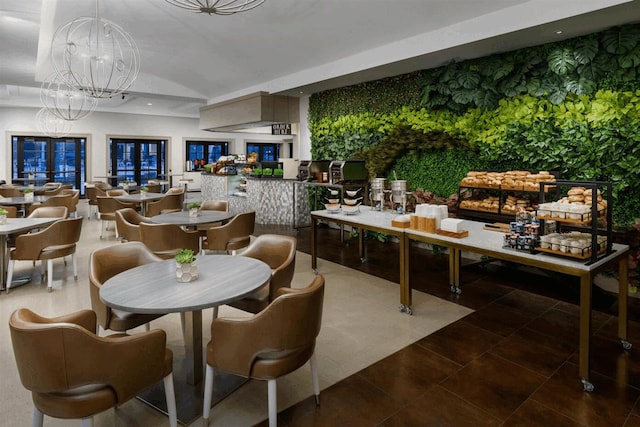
[581, 378, 594, 392]
[360, 257, 367, 263]
[621, 339, 632, 350]
[449, 285, 456, 294]
[399, 305, 413, 315]
[312, 269, 319, 275]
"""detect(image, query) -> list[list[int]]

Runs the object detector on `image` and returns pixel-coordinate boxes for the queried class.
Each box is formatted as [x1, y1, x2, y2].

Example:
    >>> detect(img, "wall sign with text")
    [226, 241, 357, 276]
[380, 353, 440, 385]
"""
[271, 123, 292, 135]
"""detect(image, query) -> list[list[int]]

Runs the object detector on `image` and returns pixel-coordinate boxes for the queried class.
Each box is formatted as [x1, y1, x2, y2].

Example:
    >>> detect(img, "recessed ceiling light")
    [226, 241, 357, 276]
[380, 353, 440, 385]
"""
[555, 30, 563, 35]
[147, 102, 153, 106]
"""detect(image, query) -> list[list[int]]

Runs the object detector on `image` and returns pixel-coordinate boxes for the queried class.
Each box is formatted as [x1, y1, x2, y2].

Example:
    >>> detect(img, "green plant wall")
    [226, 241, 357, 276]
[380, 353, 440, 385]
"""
[309, 24, 640, 227]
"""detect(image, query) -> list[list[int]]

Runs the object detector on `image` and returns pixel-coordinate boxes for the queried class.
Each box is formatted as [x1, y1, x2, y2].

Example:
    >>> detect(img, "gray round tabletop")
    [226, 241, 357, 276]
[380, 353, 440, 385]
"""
[100, 255, 271, 314]
[150, 210, 234, 226]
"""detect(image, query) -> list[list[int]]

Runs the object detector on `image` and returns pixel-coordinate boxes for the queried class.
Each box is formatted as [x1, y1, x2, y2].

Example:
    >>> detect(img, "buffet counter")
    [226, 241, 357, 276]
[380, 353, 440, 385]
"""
[201, 173, 309, 225]
[310, 208, 630, 391]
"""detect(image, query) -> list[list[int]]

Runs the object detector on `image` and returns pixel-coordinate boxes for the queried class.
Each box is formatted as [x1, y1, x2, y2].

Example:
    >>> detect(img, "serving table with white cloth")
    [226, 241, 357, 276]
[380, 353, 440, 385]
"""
[100, 255, 271, 424]
[311, 209, 630, 390]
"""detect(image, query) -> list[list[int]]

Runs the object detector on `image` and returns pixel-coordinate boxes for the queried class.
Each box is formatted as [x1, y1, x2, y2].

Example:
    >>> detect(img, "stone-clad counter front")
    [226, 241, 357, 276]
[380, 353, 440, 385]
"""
[201, 173, 309, 225]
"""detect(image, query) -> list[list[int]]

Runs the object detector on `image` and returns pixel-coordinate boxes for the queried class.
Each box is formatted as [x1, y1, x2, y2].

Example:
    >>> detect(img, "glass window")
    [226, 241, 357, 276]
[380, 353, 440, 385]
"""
[186, 140, 229, 166]
[246, 142, 280, 162]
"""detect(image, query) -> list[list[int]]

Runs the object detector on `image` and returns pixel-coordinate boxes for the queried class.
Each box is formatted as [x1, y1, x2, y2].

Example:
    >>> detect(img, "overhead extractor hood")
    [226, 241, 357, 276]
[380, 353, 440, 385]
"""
[200, 91, 299, 132]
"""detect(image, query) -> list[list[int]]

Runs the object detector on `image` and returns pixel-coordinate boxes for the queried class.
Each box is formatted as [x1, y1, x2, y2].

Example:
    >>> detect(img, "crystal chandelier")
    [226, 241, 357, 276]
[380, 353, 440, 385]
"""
[50, 0, 140, 99]
[164, 0, 266, 15]
[41, 72, 97, 121]
[36, 108, 73, 138]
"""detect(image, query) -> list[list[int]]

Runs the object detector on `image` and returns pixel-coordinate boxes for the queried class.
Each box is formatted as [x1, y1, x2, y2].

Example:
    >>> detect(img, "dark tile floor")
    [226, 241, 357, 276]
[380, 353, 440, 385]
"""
[255, 224, 640, 427]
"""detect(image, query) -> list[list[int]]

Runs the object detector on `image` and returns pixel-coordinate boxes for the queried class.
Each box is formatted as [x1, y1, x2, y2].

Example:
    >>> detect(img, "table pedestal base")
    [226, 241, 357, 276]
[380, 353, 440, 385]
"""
[138, 349, 247, 426]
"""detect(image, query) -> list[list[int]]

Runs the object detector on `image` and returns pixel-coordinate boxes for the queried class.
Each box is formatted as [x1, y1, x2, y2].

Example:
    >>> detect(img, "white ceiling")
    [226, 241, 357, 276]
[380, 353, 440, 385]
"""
[1, 0, 639, 119]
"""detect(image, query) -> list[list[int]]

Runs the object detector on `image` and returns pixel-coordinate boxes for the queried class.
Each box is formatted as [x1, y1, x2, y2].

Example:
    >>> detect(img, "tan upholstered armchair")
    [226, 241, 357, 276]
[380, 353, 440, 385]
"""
[202, 211, 255, 254]
[146, 187, 184, 217]
[86, 184, 109, 219]
[228, 234, 297, 314]
[115, 208, 151, 242]
[0, 205, 18, 218]
[6, 217, 82, 293]
[203, 275, 325, 427]
[27, 206, 68, 218]
[89, 241, 166, 333]
[201, 200, 228, 212]
[96, 196, 136, 239]
[0, 187, 22, 197]
[139, 222, 200, 259]
[27, 193, 74, 216]
[9, 308, 177, 427]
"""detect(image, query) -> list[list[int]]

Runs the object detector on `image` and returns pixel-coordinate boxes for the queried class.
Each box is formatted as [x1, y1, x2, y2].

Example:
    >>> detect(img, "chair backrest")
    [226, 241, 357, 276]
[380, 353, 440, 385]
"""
[241, 234, 297, 300]
[139, 222, 200, 259]
[30, 193, 74, 216]
[9, 308, 98, 393]
[145, 183, 161, 193]
[97, 196, 131, 217]
[27, 206, 68, 219]
[115, 208, 149, 242]
[201, 200, 228, 212]
[107, 189, 129, 197]
[210, 275, 325, 377]
[0, 187, 22, 197]
[9, 307, 170, 405]
[13, 217, 82, 259]
[146, 191, 184, 217]
[0, 205, 18, 218]
[89, 242, 163, 327]
[205, 211, 256, 252]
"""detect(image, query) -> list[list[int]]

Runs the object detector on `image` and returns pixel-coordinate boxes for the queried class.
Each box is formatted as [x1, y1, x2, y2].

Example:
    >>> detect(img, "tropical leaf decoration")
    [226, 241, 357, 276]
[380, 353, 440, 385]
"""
[573, 36, 599, 64]
[548, 47, 578, 75]
[601, 25, 639, 54]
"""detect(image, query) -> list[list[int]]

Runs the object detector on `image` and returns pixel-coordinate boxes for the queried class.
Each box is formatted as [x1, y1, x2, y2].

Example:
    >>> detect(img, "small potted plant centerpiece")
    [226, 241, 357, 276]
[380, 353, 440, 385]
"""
[273, 168, 284, 179]
[23, 188, 34, 202]
[140, 185, 149, 193]
[252, 168, 263, 178]
[263, 168, 273, 177]
[0, 207, 7, 225]
[175, 249, 198, 282]
[187, 202, 201, 217]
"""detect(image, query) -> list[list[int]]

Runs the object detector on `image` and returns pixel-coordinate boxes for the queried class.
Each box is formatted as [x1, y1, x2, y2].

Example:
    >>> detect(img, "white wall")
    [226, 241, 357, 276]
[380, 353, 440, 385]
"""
[0, 107, 303, 184]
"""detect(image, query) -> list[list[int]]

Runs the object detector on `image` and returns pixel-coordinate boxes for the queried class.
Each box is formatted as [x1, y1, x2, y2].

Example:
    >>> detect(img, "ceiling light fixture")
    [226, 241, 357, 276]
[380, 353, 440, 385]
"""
[36, 108, 73, 138]
[50, 0, 140, 99]
[40, 72, 97, 121]
[164, 0, 266, 15]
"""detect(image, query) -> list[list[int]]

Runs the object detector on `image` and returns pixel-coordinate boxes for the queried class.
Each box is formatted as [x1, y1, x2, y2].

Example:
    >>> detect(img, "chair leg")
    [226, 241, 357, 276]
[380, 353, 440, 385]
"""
[212, 306, 218, 319]
[81, 417, 94, 427]
[310, 352, 320, 405]
[72, 253, 78, 280]
[6, 260, 14, 293]
[32, 407, 44, 427]
[100, 218, 104, 239]
[145, 323, 151, 332]
[268, 379, 277, 427]
[47, 259, 53, 292]
[164, 373, 178, 427]
[202, 364, 215, 426]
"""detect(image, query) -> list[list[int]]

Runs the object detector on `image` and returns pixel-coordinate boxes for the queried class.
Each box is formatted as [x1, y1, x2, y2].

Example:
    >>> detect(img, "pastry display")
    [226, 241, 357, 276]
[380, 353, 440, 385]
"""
[536, 185, 607, 222]
[460, 170, 555, 190]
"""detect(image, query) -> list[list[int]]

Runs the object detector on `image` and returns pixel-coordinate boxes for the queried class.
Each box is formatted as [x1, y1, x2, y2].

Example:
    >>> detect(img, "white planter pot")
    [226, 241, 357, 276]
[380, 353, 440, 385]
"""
[176, 261, 198, 282]
[24, 192, 34, 202]
[0, 214, 6, 225]
[189, 208, 199, 218]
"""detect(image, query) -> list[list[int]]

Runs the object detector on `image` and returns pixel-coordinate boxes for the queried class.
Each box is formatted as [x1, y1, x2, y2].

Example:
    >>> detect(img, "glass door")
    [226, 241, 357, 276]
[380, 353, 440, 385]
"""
[12, 136, 86, 194]
[109, 138, 166, 186]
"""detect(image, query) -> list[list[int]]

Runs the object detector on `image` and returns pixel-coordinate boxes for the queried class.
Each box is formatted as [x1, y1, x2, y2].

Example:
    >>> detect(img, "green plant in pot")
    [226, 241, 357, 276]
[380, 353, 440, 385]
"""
[140, 186, 149, 192]
[23, 188, 34, 201]
[273, 168, 284, 178]
[263, 168, 273, 176]
[187, 202, 201, 217]
[175, 249, 198, 282]
[0, 207, 7, 225]
[253, 168, 263, 177]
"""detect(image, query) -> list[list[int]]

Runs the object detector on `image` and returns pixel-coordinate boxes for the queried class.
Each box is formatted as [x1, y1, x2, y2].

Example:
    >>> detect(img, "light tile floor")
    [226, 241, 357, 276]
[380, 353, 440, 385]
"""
[0, 200, 470, 426]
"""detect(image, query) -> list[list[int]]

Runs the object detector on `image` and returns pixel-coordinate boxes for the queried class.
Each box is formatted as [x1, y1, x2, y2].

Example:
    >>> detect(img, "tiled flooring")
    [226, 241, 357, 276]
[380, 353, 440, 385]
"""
[258, 224, 640, 427]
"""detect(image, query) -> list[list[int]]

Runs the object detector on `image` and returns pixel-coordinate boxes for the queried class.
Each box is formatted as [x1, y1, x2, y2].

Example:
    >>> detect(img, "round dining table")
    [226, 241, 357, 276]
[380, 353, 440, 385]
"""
[114, 192, 165, 216]
[150, 210, 234, 227]
[100, 255, 271, 423]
